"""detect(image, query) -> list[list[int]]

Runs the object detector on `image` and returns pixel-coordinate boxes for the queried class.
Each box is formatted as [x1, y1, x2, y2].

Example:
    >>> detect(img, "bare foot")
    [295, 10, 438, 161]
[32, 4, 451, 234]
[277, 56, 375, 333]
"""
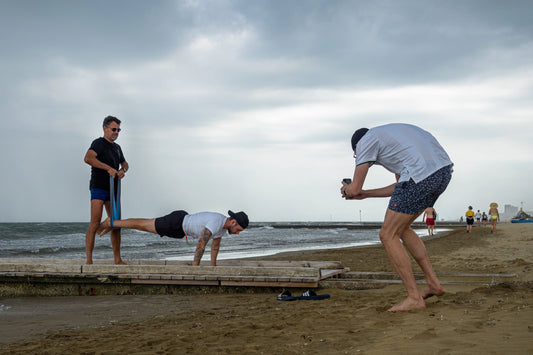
[388, 297, 426, 312]
[422, 286, 445, 299]
[114, 259, 127, 265]
[97, 218, 113, 237]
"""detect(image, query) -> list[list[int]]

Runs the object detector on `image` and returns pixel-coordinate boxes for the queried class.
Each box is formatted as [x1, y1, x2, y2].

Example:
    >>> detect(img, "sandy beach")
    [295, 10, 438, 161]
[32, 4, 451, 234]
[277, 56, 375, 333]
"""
[1, 222, 531, 354]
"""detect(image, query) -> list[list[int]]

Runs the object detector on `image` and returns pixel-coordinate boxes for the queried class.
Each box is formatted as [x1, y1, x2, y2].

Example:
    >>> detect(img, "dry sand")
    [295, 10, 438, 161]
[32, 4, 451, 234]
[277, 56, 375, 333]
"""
[1, 222, 532, 354]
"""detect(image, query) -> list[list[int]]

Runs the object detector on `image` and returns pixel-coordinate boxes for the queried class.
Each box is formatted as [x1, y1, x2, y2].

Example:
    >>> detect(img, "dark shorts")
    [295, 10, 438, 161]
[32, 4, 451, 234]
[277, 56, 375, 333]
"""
[90, 188, 110, 202]
[154, 210, 188, 239]
[388, 164, 453, 215]
[466, 217, 474, 225]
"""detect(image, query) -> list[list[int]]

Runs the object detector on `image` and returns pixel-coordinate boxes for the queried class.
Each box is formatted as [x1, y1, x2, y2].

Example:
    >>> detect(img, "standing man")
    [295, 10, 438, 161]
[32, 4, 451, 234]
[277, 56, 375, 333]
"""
[96, 210, 249, 266]
[422, 207, 437, 236]
[84, 116, 129, 265]
[341, 123, 453, 312]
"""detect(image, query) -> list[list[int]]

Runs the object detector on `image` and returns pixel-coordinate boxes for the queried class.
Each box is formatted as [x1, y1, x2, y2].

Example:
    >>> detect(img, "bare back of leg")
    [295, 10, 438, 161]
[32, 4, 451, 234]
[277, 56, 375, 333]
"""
[380, 209, 427, 312]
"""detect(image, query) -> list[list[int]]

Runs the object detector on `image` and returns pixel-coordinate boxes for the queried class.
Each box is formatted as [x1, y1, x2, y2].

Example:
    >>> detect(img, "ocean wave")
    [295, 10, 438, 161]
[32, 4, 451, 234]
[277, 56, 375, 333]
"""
[6, 246, 84, 257]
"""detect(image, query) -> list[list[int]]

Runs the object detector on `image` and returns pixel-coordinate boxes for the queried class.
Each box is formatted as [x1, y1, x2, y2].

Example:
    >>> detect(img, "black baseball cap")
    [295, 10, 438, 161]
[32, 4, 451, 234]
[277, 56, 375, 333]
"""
[351, 128, 369, 150]
[228, 210, 249, 229]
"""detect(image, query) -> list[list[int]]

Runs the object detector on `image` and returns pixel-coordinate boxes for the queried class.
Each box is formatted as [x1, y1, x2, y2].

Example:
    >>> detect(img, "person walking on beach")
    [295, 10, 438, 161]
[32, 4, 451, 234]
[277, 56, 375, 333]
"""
[482, 212, 488, 227]
[341, 123, 452, 312]
[84, 116, 129, 265]
[97, 210, 249, 266]
[475, 210, 481, 227]
[422, 207, 437, 236]
[465, 206, 475, 233]
[489, 203, 500, 233]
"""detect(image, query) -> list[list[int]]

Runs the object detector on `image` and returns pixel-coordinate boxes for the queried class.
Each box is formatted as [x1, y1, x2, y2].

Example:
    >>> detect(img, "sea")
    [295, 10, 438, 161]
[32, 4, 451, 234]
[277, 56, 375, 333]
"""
[0, 222, 451, 262]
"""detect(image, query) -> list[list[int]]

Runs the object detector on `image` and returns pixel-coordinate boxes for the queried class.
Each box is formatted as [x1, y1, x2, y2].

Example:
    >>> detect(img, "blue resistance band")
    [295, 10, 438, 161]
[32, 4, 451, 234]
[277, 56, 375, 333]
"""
[110, 174, 121, 228]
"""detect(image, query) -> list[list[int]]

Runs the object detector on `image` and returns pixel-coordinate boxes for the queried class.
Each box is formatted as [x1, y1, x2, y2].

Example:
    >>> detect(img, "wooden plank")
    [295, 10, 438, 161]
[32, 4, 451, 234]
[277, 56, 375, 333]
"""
[132, 279, 219, 286]
[81, 264, 319, 278]
[220, 280, 318, 288]
[320, 268, 348, 280]
[346, 271, 518, 278]
[0, 263, 82, 274]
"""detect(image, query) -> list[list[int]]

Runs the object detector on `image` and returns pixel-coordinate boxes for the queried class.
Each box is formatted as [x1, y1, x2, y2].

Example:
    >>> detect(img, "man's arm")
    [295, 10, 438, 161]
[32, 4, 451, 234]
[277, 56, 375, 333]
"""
[120, 161, 129, 173]
[210, 237, 221, 266]
[193, 228, 212, 266]
[342, 163, 397, 200]
[84, 149, 120, 177]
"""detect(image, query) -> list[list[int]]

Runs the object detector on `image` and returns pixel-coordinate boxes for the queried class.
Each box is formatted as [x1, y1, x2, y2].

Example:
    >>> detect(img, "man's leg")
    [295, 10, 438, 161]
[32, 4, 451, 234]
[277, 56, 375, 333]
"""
[85, 199, 105, 265]
[400, 226, 445, 300]
[379, 209, 426, 312]
[97, 217, 158, 236]
[103, 202, 126, 265]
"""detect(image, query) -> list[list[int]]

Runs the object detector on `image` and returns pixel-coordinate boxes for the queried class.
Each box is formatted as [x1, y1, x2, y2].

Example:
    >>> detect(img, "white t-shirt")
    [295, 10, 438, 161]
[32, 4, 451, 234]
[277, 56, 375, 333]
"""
[356, 123, 452, 183]
[182, 212, 227, 240]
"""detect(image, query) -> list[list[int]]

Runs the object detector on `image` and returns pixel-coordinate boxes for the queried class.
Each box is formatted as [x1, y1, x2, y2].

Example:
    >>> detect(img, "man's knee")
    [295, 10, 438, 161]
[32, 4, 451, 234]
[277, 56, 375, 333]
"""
[379, 228, 399, 244]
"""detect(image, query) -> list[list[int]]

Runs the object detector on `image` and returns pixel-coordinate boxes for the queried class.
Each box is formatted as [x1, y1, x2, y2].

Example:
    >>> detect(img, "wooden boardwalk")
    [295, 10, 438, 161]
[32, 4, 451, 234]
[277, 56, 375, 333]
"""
[0, 258, 347, 296]
[0, 258, 518, 296]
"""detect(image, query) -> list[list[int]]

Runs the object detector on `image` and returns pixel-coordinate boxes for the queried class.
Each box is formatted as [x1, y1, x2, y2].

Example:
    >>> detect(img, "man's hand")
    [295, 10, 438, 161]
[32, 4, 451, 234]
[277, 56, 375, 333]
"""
[107, 168, 119, 177]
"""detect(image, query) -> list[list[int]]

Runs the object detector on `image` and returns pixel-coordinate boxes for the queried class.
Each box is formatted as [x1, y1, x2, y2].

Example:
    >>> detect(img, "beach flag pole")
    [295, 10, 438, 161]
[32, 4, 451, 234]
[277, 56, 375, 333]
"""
[110, 174, 121, 228]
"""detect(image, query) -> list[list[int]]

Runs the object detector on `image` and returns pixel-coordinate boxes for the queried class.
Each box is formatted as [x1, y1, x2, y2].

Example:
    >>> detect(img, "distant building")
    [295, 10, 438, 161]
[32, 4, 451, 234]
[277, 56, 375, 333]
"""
[502, 204, 519, 221]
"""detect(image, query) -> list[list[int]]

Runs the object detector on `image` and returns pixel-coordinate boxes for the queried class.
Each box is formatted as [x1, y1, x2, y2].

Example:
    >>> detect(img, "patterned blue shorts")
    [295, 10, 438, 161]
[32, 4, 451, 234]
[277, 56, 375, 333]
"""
[388, 165, 453, 215]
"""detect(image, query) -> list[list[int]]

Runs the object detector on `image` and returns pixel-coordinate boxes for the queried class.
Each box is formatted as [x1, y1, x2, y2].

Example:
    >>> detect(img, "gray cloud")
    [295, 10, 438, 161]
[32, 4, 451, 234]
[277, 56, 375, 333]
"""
[1, 0, 532, 222]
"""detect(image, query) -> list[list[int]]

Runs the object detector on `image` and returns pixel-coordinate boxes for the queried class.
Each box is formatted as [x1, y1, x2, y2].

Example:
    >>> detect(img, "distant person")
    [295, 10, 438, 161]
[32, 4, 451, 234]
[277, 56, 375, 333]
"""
[465, 206, 475, 233]
[475, 210, 481, 227]
[341, 123, 452, 312]
[422, 207, 437, 236]
[489, 203, 500, 233]
[481, 212, 488, 226]
[84, 116, 129, 265]
[97, 210, 249, 266]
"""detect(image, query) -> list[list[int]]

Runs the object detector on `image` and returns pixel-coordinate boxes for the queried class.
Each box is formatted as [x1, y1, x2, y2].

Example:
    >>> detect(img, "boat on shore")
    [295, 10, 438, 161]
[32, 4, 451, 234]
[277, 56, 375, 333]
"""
[511, 209, 533, 223]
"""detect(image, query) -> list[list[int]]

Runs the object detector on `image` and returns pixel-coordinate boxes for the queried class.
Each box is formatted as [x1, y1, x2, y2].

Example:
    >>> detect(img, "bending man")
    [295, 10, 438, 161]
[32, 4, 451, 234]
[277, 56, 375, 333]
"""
[341, 123, 453, 312]
[98, 210, 249, 266]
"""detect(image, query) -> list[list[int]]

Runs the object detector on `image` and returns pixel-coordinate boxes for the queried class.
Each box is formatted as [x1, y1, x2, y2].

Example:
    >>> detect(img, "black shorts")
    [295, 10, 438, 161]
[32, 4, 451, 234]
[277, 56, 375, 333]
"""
[154, 210, 188, 239]
[466, 217, 474, 225]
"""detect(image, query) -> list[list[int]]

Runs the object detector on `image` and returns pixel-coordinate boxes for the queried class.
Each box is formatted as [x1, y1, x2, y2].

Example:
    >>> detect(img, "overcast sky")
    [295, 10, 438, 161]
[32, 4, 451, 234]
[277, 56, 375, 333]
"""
[1, 0, 532, 222]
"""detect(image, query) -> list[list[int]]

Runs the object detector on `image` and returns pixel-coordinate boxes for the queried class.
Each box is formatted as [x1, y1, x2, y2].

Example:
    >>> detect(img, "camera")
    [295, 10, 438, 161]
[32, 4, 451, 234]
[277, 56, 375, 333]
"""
[342, 178, 352, 184]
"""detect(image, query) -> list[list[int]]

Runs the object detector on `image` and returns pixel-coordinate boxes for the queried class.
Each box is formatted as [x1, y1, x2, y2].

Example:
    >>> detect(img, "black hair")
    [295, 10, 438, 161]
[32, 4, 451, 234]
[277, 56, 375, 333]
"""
[103, 115, 121, 127]
[351, 128, 369, 150]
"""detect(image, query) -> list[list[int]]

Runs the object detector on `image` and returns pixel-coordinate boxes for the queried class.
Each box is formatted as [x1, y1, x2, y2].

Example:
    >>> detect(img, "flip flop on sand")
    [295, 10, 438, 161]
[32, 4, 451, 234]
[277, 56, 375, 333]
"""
[277, 290, 298, 301]
[276, 290, 330, 301]
[299, 289, 330, 300]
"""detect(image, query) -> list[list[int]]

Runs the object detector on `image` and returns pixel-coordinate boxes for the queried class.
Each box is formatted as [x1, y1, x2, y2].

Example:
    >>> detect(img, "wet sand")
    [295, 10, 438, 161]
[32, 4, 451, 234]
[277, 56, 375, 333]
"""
[1, 222, 532, 354]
